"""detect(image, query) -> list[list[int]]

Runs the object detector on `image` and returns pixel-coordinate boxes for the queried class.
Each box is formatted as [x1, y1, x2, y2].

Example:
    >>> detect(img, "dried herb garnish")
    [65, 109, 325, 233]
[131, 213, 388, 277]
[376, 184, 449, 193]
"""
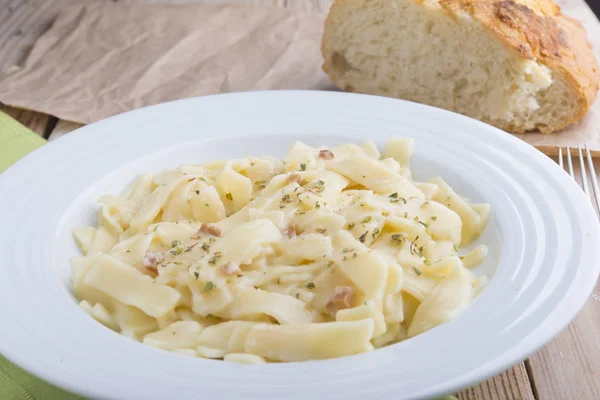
[208, 251, 222, 265]
[372, 227, 380, 239]
[308, 180, 325, 194]
[409, 236, 422, 257]
[389, 193, 407, 204]
[390, 234, 405, 245]
[202, 281, 216, 292]
[170, 240, 184, 255]
[184, 242, 198, 252]
[359, 231, 368, 243]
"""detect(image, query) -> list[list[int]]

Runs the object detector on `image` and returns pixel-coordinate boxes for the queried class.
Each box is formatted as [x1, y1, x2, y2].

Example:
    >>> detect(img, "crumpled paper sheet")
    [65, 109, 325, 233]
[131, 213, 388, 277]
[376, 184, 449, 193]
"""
[0, 2, 334, 124]
[0, 0, 598, 156]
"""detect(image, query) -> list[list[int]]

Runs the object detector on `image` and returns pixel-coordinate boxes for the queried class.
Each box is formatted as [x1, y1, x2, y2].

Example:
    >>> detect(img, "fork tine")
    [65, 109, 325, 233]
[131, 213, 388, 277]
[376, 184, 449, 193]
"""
[578, 146, 590, 197]
[559, 148, 564, 169]
[567, 146, 575, 179]
[585, 144, 600, 211]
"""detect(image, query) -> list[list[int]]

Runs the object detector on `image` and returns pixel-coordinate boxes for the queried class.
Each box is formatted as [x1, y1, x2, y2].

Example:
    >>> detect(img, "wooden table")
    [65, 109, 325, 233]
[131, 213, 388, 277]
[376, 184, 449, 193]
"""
[1, 0, 599, 398]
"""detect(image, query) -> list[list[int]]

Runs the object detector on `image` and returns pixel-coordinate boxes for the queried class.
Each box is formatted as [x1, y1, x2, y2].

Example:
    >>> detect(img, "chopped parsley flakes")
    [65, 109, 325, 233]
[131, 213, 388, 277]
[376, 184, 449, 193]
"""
[359, 231, 368, 243]
[390, 234, 405, 245]
[389, 192, 407, 204]
[202, 281, 216, 292]
[372, 227, 380, 239]
[208, 251, 222, 265]
[170, 240, 184, 255]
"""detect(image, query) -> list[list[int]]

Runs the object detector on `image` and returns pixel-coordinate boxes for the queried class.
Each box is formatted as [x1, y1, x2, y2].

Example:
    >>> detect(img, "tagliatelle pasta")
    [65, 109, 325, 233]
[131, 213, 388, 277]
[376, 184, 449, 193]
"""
[71, 139, 489, 362]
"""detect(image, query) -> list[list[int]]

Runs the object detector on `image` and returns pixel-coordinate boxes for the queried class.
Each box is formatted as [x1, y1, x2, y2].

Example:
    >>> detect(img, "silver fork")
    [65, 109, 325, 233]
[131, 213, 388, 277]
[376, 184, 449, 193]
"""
[558, 145, 600, 212]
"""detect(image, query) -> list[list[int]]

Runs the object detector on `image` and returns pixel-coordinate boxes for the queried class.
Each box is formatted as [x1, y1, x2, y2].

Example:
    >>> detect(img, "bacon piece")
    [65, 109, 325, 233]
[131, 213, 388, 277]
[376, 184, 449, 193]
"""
[220, 262, 241, 276]
[146, 265, 158, 273]
[324, 286, 355, 316]
[143, 250, 163, 266]
[143, 250, 163, 271]
[192, 223, 222, 239]
[200, 223, 222, 237]
[287, 174, 302, 184]
[319, 150, 335, 160]
[285, 225, 297, 238]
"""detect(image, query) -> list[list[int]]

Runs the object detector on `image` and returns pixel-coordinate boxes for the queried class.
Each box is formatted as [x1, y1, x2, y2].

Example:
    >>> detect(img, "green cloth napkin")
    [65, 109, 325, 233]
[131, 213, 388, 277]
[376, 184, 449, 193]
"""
[0, 110, 46, 173]
[0, 356, 85, 400]
[0, 110, 459, 400]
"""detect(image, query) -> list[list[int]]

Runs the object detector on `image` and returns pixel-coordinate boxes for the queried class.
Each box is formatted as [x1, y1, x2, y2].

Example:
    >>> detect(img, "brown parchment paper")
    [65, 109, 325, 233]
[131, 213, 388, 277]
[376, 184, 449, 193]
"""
[0, 2, 334, 123]
[0, 1, 599, 156]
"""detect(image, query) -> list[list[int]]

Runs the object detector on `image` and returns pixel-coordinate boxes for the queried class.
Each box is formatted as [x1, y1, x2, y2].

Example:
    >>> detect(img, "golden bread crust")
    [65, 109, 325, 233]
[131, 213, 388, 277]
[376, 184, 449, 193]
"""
[441, 0, 598, 129]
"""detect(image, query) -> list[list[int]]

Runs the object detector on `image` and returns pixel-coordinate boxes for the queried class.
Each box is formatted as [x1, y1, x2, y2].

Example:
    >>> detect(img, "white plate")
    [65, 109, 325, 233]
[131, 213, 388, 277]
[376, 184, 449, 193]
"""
[0, 91, 598, 400]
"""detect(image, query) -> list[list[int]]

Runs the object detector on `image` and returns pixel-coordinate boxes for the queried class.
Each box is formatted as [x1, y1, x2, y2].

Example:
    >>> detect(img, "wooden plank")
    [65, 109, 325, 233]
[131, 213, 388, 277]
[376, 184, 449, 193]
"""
[0, 103, 52, 137]
[48, 119, 83, 141]
[457, 363, 536, 400]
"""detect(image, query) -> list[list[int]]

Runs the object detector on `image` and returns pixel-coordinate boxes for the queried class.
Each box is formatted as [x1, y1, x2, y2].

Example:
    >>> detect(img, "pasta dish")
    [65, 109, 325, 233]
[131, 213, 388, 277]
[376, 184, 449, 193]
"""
[71, 139, 489, 363]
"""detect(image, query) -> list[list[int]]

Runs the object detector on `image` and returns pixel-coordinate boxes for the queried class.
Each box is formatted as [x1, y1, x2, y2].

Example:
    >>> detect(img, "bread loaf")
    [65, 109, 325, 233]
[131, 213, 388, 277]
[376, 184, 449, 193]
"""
[322, 0, 599, 133]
